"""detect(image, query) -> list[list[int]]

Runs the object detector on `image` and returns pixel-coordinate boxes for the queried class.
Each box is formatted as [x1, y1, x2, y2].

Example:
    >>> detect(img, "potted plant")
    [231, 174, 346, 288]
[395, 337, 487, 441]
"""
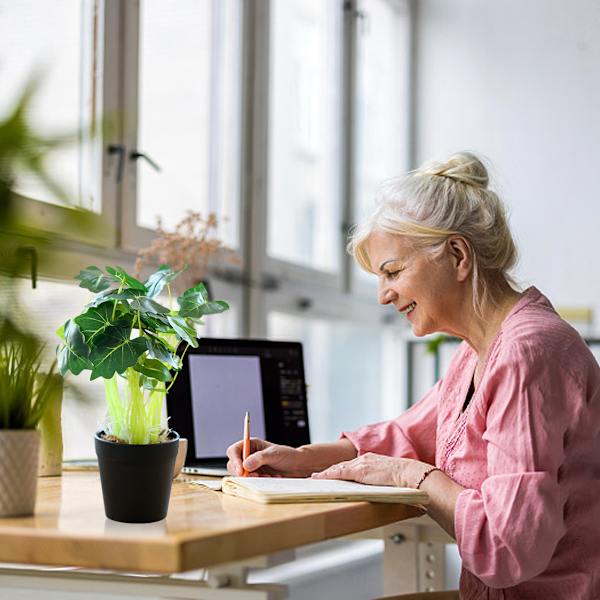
[0, 324, 61, 517]
[56, 264, 229, 522]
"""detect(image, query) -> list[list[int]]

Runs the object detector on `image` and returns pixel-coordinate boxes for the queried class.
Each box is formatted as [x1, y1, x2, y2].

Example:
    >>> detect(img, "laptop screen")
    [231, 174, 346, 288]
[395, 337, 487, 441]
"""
[188, 354, 266, 458]
[167, 338, 311, 466]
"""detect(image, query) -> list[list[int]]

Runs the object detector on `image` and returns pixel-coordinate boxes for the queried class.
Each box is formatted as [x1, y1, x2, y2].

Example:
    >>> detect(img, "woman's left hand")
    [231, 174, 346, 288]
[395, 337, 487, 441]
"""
[311, 452, 433, 488]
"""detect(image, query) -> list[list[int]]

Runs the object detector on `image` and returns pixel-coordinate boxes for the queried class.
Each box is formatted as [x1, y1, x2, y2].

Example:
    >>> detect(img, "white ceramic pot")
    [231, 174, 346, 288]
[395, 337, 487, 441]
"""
[0, 429, 40, 517]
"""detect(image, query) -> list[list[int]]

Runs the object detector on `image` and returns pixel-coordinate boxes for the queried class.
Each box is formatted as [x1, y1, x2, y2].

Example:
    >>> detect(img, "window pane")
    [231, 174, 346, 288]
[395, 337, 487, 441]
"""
[267, 0, 343, 272]
[268, 312, 404, 443]
[0, 0, 99, 211]
[137, 0, 241, 247]
[353, 0, 410, 281]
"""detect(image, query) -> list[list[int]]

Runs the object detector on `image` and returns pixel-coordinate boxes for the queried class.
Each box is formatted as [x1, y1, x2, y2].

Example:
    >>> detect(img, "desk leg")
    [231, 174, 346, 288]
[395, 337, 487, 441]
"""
[383, 523, 446, 595]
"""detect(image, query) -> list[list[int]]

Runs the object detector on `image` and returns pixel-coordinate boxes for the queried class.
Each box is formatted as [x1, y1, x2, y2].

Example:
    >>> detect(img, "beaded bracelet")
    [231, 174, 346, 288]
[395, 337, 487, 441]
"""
[415, 466, 440, 490]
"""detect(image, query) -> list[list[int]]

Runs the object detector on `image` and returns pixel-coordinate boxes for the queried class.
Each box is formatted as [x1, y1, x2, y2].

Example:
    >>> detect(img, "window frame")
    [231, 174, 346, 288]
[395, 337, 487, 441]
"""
[0, 0, 121, 250]
[3, 0, 415, 460]
[117, 0, 247, 265]
[8, 0, 413, 342]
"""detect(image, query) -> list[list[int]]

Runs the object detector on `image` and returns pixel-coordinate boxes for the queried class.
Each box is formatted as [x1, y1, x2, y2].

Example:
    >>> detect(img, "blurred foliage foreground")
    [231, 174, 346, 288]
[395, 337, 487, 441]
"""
[0, 82, 93, 428]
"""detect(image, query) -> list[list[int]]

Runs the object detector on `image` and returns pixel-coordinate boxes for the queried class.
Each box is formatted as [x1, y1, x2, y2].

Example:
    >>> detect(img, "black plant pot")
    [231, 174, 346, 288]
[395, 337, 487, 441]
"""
[95, 431, 179, 523]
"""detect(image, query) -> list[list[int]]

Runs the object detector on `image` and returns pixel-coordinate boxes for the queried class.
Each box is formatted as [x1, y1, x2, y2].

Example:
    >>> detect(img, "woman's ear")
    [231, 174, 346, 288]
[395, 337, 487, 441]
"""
[447, 236, 473, 282]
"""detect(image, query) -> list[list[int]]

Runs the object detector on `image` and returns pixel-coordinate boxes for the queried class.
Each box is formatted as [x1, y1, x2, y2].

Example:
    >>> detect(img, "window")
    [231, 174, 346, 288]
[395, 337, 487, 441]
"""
[268, 311, 405, 442]
[129, 0, 242, 248]
[267, 0, 343, 273]
[353, 0, 411, 287]
[0, 0, 99, 211]
[3, 0, 413, 458]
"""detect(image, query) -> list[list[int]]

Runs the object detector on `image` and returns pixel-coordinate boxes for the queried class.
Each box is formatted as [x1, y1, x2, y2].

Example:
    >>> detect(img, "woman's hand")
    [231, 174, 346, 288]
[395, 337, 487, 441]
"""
[311, 452, 433, 488]
[226, 438, 359, 478]
[226, 438, 311, 477]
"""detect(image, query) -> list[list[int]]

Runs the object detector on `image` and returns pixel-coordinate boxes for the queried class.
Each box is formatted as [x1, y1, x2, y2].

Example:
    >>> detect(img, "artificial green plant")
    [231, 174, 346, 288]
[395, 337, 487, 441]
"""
[57, 264, 229, 444]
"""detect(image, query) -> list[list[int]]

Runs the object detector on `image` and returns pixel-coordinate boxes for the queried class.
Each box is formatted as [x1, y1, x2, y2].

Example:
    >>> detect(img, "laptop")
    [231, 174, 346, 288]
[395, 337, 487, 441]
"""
[166, 338, 311, 476]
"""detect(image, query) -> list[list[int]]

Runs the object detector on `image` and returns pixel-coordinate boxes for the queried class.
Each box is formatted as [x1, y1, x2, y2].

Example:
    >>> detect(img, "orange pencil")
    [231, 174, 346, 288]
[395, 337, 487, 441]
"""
[242, 411, 251, 477]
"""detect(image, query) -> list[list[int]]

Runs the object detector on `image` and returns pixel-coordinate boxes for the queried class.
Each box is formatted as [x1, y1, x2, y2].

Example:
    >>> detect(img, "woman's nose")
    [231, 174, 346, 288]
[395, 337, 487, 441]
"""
[377, 283, 395, 305]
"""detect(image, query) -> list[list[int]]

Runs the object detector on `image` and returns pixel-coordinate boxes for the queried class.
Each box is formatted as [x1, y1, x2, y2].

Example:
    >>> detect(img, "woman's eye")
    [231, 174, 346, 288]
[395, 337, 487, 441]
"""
[384, 270, 402, 280]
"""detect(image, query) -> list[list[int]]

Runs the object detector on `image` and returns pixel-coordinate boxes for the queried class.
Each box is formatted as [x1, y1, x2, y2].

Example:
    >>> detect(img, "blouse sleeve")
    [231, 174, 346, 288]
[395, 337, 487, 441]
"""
[454, 342, 570, 588]
[341, 378, 441, 464]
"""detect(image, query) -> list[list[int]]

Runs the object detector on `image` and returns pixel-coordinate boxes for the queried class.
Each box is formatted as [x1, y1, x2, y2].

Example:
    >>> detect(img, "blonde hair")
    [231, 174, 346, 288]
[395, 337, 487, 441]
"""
[348, 152, 518, 317]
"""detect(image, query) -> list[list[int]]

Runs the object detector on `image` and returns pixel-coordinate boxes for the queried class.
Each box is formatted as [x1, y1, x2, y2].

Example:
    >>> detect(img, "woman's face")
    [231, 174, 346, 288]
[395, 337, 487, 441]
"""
[367, 231, 466, 337]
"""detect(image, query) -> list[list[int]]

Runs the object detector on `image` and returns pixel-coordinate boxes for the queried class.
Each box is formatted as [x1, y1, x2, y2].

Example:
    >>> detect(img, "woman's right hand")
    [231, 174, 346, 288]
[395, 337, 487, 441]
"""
[226, 438, 311, 477]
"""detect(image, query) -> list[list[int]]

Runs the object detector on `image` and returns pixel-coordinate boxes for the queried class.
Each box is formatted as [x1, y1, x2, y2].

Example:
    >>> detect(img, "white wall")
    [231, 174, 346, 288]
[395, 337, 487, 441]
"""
[414, 0, 600, 333]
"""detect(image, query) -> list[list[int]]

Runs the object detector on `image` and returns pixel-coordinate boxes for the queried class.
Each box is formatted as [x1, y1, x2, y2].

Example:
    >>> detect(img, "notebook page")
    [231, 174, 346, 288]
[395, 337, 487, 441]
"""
[226, 477, 416, 495]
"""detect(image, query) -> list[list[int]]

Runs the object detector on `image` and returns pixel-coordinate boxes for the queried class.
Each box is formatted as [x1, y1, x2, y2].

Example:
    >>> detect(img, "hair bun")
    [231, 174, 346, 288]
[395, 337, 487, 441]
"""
[419, 152, 489, 189]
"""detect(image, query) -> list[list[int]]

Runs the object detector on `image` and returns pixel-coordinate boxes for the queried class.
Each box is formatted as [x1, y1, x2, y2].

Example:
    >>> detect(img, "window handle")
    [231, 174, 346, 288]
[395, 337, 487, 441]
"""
[129, 150, 162, 172]
[16, 246, 38, 288]
[107, 144, 125, 183]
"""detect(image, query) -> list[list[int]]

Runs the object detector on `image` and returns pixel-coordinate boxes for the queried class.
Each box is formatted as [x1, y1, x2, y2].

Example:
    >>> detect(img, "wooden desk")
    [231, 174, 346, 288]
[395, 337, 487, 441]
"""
[0, 472, 422, 598]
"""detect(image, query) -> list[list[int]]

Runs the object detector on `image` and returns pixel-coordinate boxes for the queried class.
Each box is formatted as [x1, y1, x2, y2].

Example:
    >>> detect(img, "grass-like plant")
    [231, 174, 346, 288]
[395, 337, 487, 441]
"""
[57, 264, 228, 444]
[0, 322, 59, 430]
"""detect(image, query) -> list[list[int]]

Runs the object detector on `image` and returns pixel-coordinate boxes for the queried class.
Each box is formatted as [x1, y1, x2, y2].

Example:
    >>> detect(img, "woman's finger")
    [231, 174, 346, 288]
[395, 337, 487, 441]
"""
[226, 458, 242, 476]
[226, 440, 243, 459]
[243, 448, 274, 472]
[312, 460, 356, 480]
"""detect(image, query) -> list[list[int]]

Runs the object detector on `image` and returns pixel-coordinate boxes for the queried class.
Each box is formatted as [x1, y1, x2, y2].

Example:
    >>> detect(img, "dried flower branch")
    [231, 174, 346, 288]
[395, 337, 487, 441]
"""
[134, 211, 238, 295]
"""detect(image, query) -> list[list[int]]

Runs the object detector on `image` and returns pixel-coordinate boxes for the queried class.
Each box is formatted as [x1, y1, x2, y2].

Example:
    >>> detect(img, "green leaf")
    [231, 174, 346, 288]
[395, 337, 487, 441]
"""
[75, 266, 114, 293]
[167, 315, 198, 348]
[74, 302, 133, 345]
[105, 266, 147, 292]
[56, 320, 92, 376]
[145, 335, 180, 369]
[188, 300, 230, 318]
[177, 282, 229, 318]
[140, 314, 176, 334]
[86, 288, 145, 309]
[141, 376, 163, 391]
[55, 321, 66, 341]
[130, 296, 170, 315]
[89, 327, 147, 380]
[144, 264, 188, 298]
[134, 357, 172, 382]
[178, 282, 208, 304]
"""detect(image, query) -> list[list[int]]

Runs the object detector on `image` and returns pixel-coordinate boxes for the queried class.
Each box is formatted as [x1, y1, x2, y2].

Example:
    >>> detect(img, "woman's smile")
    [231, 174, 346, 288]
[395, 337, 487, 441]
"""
[398, 301, 416, 315]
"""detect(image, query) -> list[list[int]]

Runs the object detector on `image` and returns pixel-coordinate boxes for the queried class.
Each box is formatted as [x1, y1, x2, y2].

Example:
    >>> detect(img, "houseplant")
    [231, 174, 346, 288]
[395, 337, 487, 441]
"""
[0, 324, 61, 516]
[57, 264, 229, 522]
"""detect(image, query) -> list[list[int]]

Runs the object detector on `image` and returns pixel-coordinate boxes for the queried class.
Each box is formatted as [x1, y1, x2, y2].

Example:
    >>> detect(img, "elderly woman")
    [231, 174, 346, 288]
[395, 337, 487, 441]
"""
[227, 153, 600, 599]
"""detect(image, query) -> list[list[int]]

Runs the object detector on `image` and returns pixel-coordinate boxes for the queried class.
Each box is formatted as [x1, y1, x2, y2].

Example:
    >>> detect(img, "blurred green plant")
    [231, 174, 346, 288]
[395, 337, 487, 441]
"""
[425, 334, 448, 355]
[0, 79, 89, 429]
[0, 81, 70, 220]
[57, 265, 229, 444]
[0, 322, 59, 429]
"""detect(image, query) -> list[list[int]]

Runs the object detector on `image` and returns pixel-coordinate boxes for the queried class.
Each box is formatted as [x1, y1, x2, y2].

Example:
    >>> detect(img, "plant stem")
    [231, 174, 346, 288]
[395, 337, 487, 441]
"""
[165, 342, 190, 393]
[126, 368, 146, 444]
[104, 375, 124, 439]
[111, 285, 123, 320]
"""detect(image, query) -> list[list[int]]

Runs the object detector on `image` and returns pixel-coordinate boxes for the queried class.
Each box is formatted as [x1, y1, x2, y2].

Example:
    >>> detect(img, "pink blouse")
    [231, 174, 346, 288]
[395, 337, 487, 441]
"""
[343, 288, 600, 599]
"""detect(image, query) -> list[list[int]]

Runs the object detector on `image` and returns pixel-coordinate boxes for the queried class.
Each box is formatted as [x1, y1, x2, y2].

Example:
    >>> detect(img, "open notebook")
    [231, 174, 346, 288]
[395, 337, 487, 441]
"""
[220, 477, 429, 505]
